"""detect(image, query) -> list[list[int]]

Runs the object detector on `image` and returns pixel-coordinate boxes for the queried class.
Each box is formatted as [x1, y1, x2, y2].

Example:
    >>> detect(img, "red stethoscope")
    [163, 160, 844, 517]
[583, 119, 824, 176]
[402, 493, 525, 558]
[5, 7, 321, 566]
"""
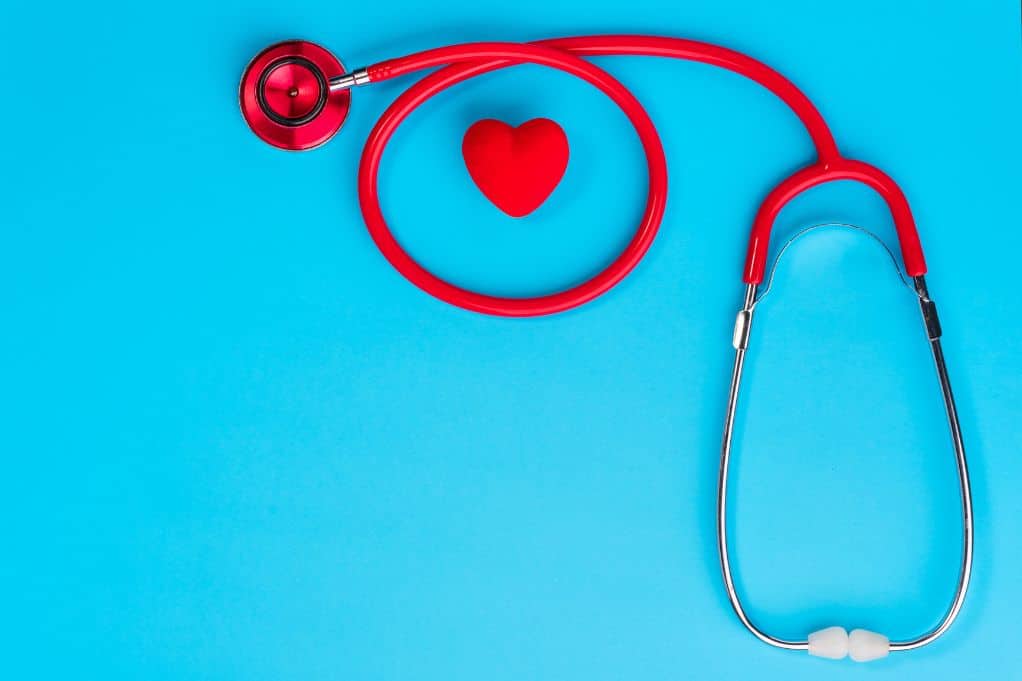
[240, 35, 973, 662]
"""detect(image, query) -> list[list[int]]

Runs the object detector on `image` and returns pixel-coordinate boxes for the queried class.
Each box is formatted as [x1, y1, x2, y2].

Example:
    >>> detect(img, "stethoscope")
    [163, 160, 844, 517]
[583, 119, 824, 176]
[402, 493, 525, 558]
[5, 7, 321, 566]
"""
[239, 34, 973, 662]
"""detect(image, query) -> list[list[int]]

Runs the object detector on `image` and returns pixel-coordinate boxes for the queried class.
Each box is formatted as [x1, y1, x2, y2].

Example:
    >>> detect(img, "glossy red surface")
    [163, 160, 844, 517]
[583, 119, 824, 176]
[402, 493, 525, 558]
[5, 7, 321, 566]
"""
[744, 159, 925, 283]
[261, 61, 323, 120]
[239, 40, 350, 151]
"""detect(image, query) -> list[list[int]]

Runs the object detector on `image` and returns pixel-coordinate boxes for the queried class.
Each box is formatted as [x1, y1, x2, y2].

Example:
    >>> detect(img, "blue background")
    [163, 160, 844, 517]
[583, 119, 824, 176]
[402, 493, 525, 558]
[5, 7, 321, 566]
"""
[2, 1, 1020, 678]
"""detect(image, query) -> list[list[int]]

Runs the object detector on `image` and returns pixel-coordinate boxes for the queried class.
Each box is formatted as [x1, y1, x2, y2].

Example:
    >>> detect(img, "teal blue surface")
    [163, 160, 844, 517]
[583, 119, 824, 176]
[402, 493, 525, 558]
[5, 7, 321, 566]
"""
[2, 1, 1020, 678]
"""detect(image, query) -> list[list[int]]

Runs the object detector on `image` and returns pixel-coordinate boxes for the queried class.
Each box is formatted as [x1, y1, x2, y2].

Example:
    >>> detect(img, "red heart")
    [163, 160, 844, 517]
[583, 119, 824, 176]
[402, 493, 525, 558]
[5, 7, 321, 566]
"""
[462, 118, 569, 218]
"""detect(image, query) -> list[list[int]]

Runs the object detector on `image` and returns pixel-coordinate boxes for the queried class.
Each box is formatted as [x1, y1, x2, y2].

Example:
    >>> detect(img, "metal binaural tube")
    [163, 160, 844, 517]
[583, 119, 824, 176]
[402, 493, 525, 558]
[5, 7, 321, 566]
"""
[715, 276, 974, 655]
[888, 277, 974, 651]
[716, 283, 808, 650]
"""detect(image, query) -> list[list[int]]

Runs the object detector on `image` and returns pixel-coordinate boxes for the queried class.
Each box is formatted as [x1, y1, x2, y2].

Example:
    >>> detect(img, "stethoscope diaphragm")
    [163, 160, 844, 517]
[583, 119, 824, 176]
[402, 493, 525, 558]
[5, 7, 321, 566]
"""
[239, 40, 350, 150]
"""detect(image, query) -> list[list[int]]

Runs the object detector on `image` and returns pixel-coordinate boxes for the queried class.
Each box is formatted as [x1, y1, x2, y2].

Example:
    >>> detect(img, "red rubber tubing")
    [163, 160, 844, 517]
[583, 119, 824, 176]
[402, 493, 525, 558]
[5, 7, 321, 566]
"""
[357, 35, 925, 315]
[744, 158, 925, 283]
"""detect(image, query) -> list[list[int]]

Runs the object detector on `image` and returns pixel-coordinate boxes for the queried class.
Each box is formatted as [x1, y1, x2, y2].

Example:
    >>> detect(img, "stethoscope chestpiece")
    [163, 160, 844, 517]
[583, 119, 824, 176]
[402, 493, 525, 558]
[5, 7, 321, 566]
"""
[239, 40, 351, 150]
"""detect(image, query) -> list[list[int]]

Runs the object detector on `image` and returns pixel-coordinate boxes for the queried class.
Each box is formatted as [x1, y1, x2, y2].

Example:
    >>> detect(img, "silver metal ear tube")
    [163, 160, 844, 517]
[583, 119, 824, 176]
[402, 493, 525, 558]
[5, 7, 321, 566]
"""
[715, 238, 974, 654]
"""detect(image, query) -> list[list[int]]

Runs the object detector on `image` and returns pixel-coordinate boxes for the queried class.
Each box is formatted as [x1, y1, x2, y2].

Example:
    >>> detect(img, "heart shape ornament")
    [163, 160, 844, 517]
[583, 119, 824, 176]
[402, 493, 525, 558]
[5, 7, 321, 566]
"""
[461, 118, 570, 217]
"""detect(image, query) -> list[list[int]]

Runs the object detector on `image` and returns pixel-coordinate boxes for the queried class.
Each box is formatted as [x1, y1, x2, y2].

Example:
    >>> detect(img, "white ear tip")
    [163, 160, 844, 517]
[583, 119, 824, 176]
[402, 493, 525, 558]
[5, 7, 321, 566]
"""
[848, 629, 890, 662]
[808, 626, 849, 659]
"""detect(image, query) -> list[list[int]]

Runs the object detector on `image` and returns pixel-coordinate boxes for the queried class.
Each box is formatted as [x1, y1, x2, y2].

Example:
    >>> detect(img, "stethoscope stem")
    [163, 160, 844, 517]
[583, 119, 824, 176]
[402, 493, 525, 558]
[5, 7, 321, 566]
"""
[329, 68, 370, 91]
[716, 276, 974, 659]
